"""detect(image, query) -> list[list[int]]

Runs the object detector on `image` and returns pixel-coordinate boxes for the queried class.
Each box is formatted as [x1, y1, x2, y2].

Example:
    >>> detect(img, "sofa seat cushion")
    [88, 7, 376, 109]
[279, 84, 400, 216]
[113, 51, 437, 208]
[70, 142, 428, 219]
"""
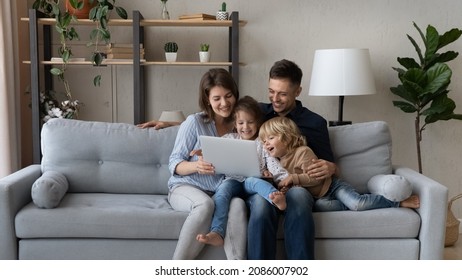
[313, 208, 420, 238]
[15, 193, 187, 239]
[276, 208, 420, 239]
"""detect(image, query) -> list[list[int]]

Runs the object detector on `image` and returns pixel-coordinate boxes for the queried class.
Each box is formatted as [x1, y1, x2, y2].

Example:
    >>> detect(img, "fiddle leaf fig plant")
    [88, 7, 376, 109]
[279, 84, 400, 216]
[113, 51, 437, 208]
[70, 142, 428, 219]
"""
[390, 22, 462, 173]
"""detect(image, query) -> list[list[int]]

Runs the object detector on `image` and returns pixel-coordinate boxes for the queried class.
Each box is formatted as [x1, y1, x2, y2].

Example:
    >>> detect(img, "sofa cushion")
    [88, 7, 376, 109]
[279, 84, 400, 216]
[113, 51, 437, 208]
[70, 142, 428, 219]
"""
[367, 174, 412, 202]
[41, 119, 180, 195]
[31, 171, 68, 209]
[328, 121, 393, 193]
[15, 193, 187, 239]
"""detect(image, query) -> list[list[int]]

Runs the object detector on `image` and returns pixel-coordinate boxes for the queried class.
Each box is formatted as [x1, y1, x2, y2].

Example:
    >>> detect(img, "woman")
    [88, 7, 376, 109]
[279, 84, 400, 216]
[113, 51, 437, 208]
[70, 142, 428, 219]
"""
[167, 68, 244, 259]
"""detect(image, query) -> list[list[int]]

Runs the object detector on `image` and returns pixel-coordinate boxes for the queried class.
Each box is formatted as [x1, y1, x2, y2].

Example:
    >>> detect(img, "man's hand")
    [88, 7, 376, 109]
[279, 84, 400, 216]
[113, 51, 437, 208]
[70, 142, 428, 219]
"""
[137, 120, 181, 130]
[306, 159, 336, 180]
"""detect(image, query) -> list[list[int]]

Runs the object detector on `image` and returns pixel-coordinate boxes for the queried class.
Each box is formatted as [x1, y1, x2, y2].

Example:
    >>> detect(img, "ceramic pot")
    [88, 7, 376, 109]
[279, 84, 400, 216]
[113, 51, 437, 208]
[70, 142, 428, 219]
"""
[216, 11, 228, 20]
[199, 51, 210, 63]
[165, 52, 177, 62]
[66, 0, 96, 19]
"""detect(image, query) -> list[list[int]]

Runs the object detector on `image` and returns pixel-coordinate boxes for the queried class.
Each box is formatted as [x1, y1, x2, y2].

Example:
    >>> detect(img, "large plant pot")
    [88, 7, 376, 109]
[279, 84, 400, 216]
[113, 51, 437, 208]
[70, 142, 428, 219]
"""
[66, 0, 97, 19]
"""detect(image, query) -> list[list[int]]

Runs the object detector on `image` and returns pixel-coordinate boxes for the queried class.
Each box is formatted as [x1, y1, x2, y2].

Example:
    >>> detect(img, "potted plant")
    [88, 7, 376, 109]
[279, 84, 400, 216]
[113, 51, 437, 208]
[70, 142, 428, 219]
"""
[32, 0, 82, 121]
[88, 0, 128, 86]
[66, 0, 96, 19]
[164, 42, 178, 62]
[216, 2, 228, 20]
[199, 43, 210, 63]
[390, 22, 462, 173]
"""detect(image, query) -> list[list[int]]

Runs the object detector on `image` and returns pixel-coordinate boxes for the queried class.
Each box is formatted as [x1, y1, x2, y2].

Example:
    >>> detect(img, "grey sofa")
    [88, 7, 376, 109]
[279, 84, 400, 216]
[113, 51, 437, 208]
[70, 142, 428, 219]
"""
[0, 118, 448, 260]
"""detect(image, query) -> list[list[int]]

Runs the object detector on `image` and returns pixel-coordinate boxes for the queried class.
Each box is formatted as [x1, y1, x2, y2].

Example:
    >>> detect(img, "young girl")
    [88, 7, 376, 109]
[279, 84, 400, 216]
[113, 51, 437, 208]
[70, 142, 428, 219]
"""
[258, 116, 420, 212]
[196, 96, 288, 246]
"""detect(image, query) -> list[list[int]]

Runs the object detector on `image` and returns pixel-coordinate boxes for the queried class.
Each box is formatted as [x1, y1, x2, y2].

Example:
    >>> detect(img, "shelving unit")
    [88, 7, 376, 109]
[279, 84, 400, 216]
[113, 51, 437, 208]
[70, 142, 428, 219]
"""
[24, 10, 246, 163]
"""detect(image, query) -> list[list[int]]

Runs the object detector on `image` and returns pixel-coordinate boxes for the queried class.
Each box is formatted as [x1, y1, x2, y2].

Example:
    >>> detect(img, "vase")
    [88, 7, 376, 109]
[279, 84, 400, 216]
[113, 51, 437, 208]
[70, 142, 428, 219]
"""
[161, 1, 170, 20]
[65, 0, 96, 19]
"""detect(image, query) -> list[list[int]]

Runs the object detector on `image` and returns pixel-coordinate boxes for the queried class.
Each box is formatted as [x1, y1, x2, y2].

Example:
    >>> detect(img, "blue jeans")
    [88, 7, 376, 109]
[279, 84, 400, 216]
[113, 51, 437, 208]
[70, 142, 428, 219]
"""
[314, 177, 399, 211]
[211, 178, 277, 237]
[210, 179, 246, 237]
[246, 186, 315, 260]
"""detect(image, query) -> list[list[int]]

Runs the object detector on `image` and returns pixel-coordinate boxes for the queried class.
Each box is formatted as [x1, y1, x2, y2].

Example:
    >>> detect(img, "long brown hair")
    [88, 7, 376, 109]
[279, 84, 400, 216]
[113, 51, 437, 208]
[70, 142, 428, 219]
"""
[198, 68, 239, 122]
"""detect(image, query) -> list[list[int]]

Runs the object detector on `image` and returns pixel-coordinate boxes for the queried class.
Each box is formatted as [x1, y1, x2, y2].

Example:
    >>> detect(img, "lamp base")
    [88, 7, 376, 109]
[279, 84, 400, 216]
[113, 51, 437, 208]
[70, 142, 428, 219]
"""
[329, 120, 352, 127]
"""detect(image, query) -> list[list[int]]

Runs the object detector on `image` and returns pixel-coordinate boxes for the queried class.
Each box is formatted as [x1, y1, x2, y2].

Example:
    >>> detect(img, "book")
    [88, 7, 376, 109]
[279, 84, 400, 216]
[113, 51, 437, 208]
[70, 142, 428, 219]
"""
[50, 57, 86, 62]
[106, 53, 145, 59]
[179, 13, 216, 20]
[106, 48, 145, 54]
[105, 43, 144, 49]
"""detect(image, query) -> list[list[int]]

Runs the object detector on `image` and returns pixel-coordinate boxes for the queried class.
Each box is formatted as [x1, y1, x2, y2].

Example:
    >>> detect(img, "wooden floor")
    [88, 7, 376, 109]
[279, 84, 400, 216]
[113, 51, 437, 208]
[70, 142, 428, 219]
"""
[444, 234, 462, 260]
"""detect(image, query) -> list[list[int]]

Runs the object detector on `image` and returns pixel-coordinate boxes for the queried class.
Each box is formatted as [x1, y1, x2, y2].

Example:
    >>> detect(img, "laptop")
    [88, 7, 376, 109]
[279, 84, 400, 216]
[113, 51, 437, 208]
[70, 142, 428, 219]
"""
[199, 135, 261, 178]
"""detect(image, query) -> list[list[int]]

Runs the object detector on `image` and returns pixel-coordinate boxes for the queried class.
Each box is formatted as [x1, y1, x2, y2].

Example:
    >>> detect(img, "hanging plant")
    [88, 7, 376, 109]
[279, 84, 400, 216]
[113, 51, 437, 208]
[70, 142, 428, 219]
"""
[88, 0, 128, 86]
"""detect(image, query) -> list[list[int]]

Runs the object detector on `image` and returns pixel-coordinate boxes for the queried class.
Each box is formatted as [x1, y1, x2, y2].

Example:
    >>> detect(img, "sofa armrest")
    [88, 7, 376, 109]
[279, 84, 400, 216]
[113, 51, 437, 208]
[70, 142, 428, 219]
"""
[0, 165, 41, 259]
[394, 165, 448, 260]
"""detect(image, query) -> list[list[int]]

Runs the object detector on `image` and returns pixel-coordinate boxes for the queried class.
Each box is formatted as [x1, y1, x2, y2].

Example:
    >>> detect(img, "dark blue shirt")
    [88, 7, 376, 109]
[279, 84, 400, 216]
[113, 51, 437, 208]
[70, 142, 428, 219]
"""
[259, 100, 334, 163]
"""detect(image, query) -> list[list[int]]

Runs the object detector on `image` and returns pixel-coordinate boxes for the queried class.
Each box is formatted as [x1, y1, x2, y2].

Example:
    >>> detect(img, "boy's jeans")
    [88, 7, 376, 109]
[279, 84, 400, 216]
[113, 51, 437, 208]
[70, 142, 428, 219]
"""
[314, 177, 399, 211]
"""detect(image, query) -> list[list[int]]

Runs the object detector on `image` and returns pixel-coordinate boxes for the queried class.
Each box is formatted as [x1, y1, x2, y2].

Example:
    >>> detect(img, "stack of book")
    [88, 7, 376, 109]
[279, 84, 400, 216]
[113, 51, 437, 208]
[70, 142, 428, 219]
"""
[105, 43, 145, 59]
[179, 13, 216, 21]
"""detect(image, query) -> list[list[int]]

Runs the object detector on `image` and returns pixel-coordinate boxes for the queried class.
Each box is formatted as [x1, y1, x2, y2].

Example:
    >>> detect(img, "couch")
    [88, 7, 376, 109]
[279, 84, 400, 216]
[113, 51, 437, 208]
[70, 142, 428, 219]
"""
[0, 118, 448, 260]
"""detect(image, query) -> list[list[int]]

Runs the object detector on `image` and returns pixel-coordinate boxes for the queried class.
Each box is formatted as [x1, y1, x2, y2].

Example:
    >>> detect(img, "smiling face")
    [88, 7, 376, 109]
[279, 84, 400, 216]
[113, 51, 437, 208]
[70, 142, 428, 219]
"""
[235, 110, 259, 140]
[261, 134, 288, 158]
[208, 85, 237, 121]
[268, 78, 302, 116]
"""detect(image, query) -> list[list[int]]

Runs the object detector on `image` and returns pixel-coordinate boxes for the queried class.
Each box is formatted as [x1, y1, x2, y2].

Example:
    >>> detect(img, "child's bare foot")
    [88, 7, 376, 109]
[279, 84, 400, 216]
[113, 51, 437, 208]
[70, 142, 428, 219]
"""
[196, 232, 224, 246]
[400, 195, 420, 209]
[269, 191, 287, 210]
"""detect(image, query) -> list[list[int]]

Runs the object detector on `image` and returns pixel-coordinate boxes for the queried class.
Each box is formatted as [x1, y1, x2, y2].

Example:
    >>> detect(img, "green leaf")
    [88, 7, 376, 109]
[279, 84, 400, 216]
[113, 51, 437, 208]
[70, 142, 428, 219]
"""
[391, 85, 416, 103]
[438, 28, 462, 49]
[69, 0, 79, 9]
[393, 100, 417, 113]
[50, 67, 63, 76]
[424, 25, 439, 61]
[94, 75, 102, 87]
[397, 57, 420, 69]
[92, 52, 104, 66]
[116, 7, 128, 19]
[407, 34, 424, 65]
[423, 63, 451, 94]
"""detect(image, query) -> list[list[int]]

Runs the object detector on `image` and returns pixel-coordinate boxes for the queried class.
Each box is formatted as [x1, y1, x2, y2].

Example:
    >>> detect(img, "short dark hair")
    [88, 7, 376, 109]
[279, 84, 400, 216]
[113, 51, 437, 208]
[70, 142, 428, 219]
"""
[269, 59, 303, 87]
[198, 68, 239, 122]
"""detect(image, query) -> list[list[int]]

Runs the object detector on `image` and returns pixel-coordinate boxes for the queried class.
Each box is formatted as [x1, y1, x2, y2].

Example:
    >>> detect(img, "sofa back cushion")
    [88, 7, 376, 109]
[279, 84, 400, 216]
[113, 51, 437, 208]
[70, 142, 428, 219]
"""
[41, 119, 179, 195]
[328, 121, 393, 193]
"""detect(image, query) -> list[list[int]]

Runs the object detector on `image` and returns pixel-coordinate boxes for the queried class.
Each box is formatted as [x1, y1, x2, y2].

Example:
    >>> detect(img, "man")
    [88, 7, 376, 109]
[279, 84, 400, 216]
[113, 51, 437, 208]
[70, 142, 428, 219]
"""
[247, 59, 336, 259]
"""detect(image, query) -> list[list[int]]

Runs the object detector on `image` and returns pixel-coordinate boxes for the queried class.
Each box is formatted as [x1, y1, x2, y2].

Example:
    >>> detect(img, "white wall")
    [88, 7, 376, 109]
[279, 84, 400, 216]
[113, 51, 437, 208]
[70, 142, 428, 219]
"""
[20, 0, 462, 218]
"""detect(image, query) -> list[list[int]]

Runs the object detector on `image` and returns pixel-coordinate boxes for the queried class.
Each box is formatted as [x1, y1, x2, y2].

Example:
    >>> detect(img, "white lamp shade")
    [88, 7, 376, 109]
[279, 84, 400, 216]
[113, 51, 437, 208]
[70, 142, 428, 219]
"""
[309, 48, 376, 96]
[158, 110, 186, 122]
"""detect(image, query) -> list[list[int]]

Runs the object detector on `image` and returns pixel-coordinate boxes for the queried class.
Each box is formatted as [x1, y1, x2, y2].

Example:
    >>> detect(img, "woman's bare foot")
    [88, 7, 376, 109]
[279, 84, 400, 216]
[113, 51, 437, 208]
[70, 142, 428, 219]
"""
[269, 192, 287, 210]
[196, 232, 224, 246]
[400, 195, 420, 209]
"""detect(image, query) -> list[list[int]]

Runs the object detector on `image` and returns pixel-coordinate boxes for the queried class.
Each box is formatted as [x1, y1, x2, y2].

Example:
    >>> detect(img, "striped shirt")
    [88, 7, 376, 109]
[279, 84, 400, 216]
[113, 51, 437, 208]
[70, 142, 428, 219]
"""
[168, 112, 229, 192]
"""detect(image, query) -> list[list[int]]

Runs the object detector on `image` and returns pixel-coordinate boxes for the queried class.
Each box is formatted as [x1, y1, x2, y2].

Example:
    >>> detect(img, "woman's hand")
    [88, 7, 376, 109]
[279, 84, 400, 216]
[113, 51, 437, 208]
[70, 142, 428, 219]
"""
[306, 159, 336, 180]
[196, 155, 215, 175]
[137, 120, 181, 130]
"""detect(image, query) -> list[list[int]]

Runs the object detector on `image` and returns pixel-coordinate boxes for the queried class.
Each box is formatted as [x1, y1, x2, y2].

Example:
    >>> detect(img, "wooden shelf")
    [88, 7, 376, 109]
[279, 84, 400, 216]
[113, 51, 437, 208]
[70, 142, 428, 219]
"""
[21, 17, 247, 27]
[23, 61, 244, 66]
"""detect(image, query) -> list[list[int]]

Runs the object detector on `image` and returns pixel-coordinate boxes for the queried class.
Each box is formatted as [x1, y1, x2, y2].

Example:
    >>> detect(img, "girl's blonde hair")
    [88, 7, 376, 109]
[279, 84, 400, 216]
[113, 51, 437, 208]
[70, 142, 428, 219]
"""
[259, 117, 306, 152]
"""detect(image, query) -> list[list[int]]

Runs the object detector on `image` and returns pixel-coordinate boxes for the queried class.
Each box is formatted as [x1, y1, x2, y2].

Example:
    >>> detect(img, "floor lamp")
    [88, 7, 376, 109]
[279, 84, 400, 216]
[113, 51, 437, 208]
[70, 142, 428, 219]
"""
[308, 48, 376, 126]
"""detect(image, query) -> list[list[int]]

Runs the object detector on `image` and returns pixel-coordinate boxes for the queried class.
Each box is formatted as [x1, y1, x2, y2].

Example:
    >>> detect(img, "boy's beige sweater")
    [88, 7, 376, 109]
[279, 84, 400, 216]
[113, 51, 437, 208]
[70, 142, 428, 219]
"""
[279, 146, 332, 198]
